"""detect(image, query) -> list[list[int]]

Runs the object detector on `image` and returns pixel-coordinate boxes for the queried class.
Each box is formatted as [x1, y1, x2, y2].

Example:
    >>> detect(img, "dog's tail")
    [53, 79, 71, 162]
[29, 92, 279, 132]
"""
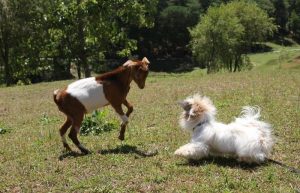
[239, 106, 274, 155]
[239, 106, 261, 120]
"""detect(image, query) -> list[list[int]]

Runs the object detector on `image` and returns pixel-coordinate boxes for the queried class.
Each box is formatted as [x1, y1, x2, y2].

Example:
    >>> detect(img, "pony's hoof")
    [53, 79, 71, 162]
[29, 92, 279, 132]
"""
[118, 135, 125, 141]
[78, 145, 91, 155]
[81, 149, 91, 155]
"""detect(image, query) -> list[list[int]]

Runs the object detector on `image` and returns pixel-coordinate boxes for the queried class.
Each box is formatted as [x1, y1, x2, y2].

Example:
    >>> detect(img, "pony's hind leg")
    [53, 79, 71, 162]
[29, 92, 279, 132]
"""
[59, 117, 72, 151]
[68, 113, 90, 154]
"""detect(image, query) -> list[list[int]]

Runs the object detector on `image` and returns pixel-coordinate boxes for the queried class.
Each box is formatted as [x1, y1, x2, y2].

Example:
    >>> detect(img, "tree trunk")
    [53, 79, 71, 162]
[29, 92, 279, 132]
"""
[229, 58, 232, 72]
[76, 61, 81, 79]
[1, 36, 12, 86]
[234, 55, 241, 72]
[77, 0, 90, 78]
[4, 51, 11, 85]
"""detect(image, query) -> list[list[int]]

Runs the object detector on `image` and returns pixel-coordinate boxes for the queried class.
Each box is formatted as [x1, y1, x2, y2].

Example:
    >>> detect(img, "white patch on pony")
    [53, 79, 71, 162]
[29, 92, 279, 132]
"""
[119, 115, 128, 124]
[61, 134, 67, 143]
[66, 77, 109, 113]
[78, 144, 87, 150]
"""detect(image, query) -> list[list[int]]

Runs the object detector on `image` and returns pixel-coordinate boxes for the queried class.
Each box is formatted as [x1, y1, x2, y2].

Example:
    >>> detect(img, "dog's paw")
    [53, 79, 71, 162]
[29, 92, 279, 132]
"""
[174, 143, 208, 160]
[174, 148, 185, 157]
[174, 146, 196, 159]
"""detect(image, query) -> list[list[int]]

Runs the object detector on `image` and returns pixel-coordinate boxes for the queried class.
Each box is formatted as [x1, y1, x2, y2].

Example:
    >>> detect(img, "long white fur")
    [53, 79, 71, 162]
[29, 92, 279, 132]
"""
[175, 94, 274, 163]
[66, 77, 109, 113]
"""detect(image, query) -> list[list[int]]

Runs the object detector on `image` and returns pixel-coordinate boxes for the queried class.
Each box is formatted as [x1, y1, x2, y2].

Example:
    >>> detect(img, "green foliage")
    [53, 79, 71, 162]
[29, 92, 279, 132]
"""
[1, 0, 300, 85]
[131, 0, 202, 58]
[80, 109, 118, 136]
[0, 0, 158, 84]
[190, 0, 277, 73]
[0, 127, 8, 134]
[288, 0, 300, 40]
[272, 0, 289, 34]
[253, 0, 275, 15]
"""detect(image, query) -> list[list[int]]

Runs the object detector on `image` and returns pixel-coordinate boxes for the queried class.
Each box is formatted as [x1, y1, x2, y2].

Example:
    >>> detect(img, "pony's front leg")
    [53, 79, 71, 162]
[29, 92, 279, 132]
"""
[112, 104, 128, 140]
[123, 99, 133, 117]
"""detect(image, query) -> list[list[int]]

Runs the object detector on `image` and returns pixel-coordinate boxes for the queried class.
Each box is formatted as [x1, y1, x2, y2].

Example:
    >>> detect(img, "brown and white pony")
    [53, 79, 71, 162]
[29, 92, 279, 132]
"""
[53, 57, 150, 154]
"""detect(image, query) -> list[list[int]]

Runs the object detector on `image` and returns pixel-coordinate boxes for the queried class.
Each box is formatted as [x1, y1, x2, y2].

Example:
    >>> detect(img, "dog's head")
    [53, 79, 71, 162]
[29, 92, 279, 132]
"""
[178, 94, 216, 132]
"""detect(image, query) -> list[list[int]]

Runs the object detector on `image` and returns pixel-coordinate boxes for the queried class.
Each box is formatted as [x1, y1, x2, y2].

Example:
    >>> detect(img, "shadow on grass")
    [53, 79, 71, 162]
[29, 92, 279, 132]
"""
[178, 156, 264, 171]
[98, 144, 158, 158]
[58, 151, 89, 161]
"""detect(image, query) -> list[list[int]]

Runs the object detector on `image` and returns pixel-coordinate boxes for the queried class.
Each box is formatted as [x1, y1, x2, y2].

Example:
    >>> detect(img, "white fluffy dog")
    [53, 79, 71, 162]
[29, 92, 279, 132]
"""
[174, 94, 274, 163]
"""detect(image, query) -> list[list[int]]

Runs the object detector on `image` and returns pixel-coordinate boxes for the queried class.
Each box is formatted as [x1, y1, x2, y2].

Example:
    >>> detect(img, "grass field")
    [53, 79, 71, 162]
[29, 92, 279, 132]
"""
[249, 42, 300, 70]
[0, 46, 300, 192]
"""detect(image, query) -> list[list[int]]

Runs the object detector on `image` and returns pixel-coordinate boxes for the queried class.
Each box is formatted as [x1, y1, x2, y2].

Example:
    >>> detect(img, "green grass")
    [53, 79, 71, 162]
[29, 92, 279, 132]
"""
[1, 47, 300, 192]
[249, 42, 300, 70]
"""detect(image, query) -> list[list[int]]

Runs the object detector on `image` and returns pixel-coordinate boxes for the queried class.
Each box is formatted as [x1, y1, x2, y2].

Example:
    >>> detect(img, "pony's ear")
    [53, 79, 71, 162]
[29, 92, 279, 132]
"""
[142, 57, 150, 65]
[123, 60, 137, 67]
[178, 101, 191, 111]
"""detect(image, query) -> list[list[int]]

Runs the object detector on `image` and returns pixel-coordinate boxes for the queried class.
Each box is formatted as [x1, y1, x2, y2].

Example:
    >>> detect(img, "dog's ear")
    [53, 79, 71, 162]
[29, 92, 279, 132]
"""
[178, 101, 192, 111]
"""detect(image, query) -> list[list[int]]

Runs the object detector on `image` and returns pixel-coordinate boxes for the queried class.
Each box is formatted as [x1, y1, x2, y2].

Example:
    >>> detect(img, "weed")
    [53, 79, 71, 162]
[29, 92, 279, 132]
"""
[0, 127, 8, 134]
[80, 109, 118, 136]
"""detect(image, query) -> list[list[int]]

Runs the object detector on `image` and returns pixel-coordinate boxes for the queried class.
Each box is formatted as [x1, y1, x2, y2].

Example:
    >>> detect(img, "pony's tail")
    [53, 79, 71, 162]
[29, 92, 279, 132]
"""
[53, 89, 61, 106]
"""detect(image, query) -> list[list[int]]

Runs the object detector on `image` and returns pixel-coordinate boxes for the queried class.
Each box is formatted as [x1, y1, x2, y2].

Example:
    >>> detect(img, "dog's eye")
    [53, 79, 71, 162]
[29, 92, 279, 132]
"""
[184, 112, 189, 118]
[189, 113, 196, 118]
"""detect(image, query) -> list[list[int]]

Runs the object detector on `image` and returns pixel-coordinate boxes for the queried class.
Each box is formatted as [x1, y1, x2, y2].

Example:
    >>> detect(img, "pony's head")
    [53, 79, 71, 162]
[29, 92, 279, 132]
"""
[123, 57, 150, 89]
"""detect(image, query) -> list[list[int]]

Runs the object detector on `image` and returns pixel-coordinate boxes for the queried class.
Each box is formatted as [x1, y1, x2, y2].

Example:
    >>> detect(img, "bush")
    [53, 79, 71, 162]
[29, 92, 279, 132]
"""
[80, 110, 119, 136]
[0, 127, 8, 134]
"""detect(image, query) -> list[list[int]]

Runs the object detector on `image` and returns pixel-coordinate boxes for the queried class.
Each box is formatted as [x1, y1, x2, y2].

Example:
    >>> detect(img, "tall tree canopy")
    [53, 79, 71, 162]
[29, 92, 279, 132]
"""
[0, 0, 158, 85]
[190, 1, 277, 73]
[131, 0, 202, 58]
[0, 0, 299, 85]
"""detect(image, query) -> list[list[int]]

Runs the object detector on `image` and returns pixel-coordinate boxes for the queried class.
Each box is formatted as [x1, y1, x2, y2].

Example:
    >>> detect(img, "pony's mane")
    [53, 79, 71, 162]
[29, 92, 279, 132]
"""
[96, 66, 127, 81]
[96, 61, 144, 81]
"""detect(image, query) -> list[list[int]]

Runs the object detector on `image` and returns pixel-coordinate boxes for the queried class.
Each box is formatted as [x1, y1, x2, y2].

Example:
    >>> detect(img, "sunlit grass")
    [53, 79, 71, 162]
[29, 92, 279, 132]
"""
[249, 42, 300, 69]
[0, 53, 300, 192]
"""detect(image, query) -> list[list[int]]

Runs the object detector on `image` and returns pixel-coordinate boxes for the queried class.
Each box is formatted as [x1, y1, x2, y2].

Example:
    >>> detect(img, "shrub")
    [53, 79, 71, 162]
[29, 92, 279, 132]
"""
[80, 109, 118, 136]
[0, 127, 8, 134]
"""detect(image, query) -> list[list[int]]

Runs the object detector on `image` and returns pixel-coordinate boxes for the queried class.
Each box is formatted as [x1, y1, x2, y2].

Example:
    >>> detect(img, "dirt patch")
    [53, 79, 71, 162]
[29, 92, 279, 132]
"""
[0, 107, 8, 115]
[282, 55, 300, 69]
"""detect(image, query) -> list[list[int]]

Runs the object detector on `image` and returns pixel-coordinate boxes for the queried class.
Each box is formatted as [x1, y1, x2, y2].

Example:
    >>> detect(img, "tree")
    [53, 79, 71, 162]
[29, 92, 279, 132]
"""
[272, 0, 289, 35]
[131, 0, 202, 58]
[0, 0, 46, 85]
[50, 0, 158, 78]
[0, 0, 17, 85]
[0, 0, 158, 85]
[190, 1, 277, 73]
[288, 0, 300, 41]
[253, 0, 275, 15]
